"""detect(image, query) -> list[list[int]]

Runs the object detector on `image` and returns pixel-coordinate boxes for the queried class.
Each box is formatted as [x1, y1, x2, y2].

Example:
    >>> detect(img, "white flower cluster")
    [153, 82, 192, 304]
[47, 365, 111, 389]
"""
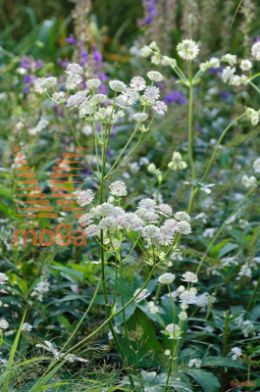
[74, 189, 95, 207]
[34, 64, 168, 126]
[0, 318, 9, 331]
[31, 280, 50, 302]
[168, 152, 187, 171]
[221, 43, 259, 87]
[82, 194, 191, 248]
[0, 273, 8, 285]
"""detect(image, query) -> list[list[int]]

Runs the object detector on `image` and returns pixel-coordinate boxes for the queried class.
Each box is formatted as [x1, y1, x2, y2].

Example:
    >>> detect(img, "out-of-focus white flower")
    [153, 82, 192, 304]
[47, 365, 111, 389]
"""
[241, 175, 257, 189]
[161, 56, 177, 68]
[65, 63, 83, 89]
[246, 108, 260, 126]
[52, 91, 66, 103]
[165, 323, 181, 339]
[158, 273, 175, 285]
[152, 101, 167, 116]
[147, 301, 159, 314]
[176, 221, 192, 235]
[140, 45, 153, 57]
[179, 289, 197, 305]
[143, 86, 160, 103]
[31, 280, 50, 302]
[221, 66, 236, 83]
[157, 203, 172, 217]
[0, 273, 8, 285]
[22, 323, 33, 332]
[109, 181, 127, 197]
[240, 59, 252, 71]
[82, 125, 93, 136]
[174, 211, 190, 222]
[133, 112, 148, 122]
[130, 76, 146, 91]
[203, 228, 216, 238]
[74, 189, 95, 206]
[66, 91, 86, 108]
[34, 77, 57, 94]
[86, 78, 101, 89]
[253, 157, 260, 173]
[199, 57, 220, 72]
[28, 117, 49, 135]
[188, 358, 202, 368]
[147, 71, 163, 82]
[251, 41, 260, 61]
[221, 54, 237, 66]
[230, 347, 242, 360]
[182, 271, 198, 283]
[164, 349, 171, 356]
[177, 39, 199, 61]
[168, 152, 187, 171]
[0, 319, 9, 330]
[109, 80, 126, 93]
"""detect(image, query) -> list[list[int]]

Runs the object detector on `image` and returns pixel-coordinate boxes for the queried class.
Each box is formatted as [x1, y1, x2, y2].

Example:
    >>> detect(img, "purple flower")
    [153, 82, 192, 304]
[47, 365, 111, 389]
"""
[57, 58, 69, 69]
[139, 0, 158, 26]
[66, 34, 77, 45]
[163, 90, 187, 105]
[20, 56, 31, 70]
[219, 90, 231, 100]
[93, 45, 102, 64]
[79, 48, 88, 66]
[35, 59, 44, 69]
[209, 66, 223, 75]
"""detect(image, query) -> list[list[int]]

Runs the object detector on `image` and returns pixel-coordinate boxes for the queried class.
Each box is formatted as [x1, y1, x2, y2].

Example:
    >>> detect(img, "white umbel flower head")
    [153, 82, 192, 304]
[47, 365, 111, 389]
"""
[188, 358, 202, 368]
[140, 45, 153, 57]
[0, 273, 8, 285]
[133, 112, 149, 122]
[152, 101, 167, 116]
[221, 67, 236, 83]
[253, 157, 260, 173]
[143, 86, 160, 103]
[230, 347, 242, 360]
[34, 77, 57, 94]
[251, 41, 260, 61]
[109, 181, 127, 197]
[241, 175, 257, 189]
[182, 271, 198, 283]
[22, 323, 33, 332]
[147, 71, 163, 82]
[86, 79, 101, 89]
[0, 318, 9, 330]
[73, 190, 95, 206]
[174, 211, 190, 222]
[240, 59, 252, 71]
[165, 323, 181, 339]
[246, 108, 260, 126]
[221, 54, 237, 66]
[147, 301, 159, 314]
[158, 273, 175, 285]
[130, 76, 146, 91]
[109, 80, 126, 93]
[177, 39, 200, 61]
[176, 221, 192, 235]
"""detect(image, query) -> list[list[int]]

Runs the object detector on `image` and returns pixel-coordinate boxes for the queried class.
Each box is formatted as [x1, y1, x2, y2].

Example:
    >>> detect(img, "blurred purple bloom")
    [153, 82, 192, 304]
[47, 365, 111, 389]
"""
[163, 90, 187, 105]
[58, 58, 69, 69]
[219, 90, 231, 100]
[93, 45, 103, 64]
[139, 0, 158, 26]
[35, 59, 44, 69]
[66, 34, 77, 45]
[209, 66, 223, 75]
[79, 48, 88, 66]
[20, 56, 31, 70]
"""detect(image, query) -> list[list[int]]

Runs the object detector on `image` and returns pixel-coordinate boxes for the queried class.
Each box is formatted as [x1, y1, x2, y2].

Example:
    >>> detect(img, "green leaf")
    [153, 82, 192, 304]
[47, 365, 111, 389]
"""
[186, 369, 220, 392]
[218, 242, 238, 258]
[203, 356, 244, 368]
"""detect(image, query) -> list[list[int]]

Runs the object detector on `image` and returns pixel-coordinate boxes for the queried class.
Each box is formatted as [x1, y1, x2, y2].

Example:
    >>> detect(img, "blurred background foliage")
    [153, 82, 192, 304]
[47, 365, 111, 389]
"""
[1, 0, 260, 62]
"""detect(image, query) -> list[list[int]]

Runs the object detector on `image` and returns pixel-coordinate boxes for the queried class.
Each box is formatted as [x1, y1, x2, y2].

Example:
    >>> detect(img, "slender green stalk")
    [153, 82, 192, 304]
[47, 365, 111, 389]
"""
[188, 63, 195, 181]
